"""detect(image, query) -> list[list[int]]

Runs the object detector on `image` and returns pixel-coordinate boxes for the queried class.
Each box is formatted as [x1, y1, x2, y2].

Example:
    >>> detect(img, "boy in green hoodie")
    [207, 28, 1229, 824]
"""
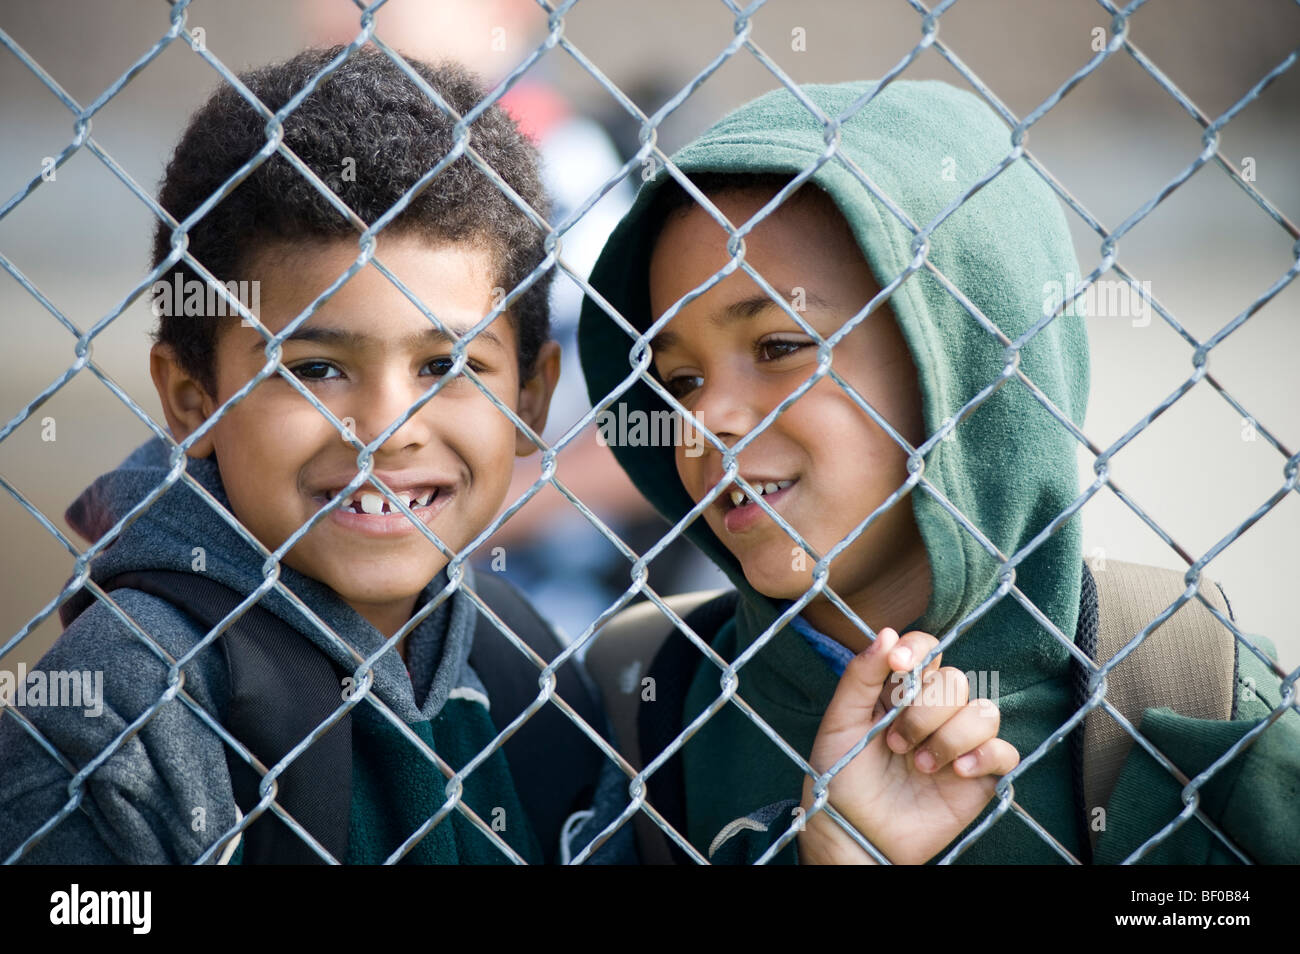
[578, 79, 1299, 864]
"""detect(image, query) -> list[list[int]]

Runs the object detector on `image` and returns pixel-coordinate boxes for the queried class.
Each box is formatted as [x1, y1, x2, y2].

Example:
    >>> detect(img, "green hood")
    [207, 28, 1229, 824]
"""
[579, 78, 1092, 861]
[579, 78, 1089, 675]
[578, 79, 1300, 866]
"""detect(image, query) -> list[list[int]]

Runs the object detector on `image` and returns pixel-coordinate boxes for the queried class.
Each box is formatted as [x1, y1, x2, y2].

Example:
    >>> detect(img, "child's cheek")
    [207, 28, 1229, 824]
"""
[674, 447, 701, 502]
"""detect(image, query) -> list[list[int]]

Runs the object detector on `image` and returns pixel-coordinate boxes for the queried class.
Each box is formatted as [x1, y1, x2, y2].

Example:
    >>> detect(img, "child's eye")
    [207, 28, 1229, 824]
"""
[664, 373, 703, 402]
[290, 361, 342, 381]
[757, 337, 813, 362]
[424, 356, 486, 377]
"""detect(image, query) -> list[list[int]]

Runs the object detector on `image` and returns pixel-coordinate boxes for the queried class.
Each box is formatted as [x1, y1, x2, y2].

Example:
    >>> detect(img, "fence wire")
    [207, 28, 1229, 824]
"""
[0, 0, 1297, 865]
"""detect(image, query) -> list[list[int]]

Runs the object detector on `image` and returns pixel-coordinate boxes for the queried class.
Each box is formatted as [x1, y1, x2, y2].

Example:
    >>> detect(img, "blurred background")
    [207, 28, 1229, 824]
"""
[1, 0, 1297, 671]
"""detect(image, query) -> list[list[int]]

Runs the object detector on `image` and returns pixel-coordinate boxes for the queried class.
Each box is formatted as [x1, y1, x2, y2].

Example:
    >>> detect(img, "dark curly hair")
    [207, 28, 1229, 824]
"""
[151, 46, 551, 396]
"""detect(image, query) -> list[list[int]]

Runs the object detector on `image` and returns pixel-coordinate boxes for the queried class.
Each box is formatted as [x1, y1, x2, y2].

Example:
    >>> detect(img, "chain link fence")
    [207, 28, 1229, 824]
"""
[1, 0, 1297, 865]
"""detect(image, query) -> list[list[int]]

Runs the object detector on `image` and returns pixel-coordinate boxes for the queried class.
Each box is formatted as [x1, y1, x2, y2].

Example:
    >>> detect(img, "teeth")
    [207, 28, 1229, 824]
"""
[727, 479, 794, 507]
[326, 487, 438, 513]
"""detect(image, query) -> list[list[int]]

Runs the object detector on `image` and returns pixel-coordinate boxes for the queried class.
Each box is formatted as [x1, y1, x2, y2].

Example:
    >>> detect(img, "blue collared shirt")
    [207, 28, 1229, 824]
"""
[780, 602, 857, 676]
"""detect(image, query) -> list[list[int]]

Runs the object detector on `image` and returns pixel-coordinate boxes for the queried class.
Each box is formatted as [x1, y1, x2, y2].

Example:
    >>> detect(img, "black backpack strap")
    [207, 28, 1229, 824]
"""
[468, 573, 608, 864]
[1069, 560, 1099, 864]
[64, 568, 608, 865]
[639, 592, 740, 865]
[95, 570, 352, 865]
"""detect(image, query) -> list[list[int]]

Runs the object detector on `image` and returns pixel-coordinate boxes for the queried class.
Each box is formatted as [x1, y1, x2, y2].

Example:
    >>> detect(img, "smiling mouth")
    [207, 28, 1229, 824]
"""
[723, 478, 796, 509]
[314, 486, 443, 515]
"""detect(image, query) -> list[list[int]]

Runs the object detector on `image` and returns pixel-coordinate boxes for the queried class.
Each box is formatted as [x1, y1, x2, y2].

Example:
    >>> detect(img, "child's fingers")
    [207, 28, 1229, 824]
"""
[816, 627, 902, 740]
[911, 697, 1004, 774]
[951, 737, 1020, 779]
[884, 666, 970, 754]
[880, 630, 944, 715]
[885, 630, 943, 676]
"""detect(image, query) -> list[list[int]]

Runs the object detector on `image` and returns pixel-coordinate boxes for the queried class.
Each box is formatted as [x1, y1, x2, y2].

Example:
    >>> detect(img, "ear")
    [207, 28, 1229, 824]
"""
[149, 342, 219, 459]
[514, 339, 561, 457]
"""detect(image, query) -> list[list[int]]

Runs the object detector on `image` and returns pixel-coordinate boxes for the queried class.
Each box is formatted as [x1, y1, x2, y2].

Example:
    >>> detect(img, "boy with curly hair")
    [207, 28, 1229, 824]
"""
[0, 46, 629, 865]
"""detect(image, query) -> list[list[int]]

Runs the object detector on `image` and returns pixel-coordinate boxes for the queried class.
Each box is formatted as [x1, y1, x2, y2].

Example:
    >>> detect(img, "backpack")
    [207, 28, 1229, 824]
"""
[583, 557, 1240, 864]
[58, 569, 608, 864]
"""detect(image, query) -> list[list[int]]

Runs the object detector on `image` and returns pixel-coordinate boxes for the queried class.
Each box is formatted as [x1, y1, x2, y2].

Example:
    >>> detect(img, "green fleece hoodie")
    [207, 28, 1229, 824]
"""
[578, 79, 1299, 863]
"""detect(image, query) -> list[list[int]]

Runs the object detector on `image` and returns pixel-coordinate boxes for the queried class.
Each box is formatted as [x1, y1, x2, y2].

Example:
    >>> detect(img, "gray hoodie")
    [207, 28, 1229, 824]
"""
[0, 436, 634, 864]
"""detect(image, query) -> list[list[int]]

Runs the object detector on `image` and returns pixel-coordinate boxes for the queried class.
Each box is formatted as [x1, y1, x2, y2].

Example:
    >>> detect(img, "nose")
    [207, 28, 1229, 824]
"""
[688, 361, 764, 449]
[346, 367, 436, 455]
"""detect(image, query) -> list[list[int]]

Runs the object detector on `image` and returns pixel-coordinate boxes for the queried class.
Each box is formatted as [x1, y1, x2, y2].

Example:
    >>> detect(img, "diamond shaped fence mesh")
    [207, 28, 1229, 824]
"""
[0, 0, 1297, 865]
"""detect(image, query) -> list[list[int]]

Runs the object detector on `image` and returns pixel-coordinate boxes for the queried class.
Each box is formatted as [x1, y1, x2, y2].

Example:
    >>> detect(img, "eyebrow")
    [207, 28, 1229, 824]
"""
[651, 291, 831, 353]
[249, 324, 504, 354]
